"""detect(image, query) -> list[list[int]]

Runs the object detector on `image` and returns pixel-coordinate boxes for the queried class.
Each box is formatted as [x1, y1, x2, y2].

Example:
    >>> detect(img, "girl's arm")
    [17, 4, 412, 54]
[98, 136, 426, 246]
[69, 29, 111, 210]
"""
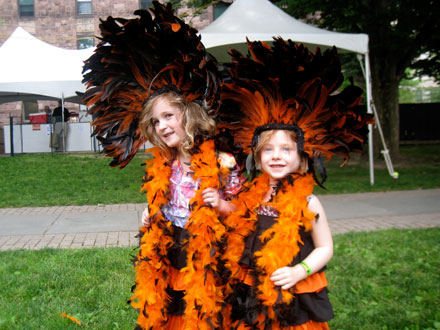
[201, 151, 243, 216]
[141, 207, 150, 227]
[270, 195, 333, 290]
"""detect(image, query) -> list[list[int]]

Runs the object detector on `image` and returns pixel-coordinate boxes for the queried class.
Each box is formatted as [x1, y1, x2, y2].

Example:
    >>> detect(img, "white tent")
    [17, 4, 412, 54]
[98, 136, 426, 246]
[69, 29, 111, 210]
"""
[0, 27, 94, 104]
[199, 0, 383, 184]
[200, 0, 368, 59]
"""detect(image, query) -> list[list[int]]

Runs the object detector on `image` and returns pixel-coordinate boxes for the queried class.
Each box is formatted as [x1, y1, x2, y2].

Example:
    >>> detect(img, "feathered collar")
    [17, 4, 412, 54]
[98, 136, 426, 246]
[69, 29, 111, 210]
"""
[223, 172, 316, 315]
[130, 139, 228, 330]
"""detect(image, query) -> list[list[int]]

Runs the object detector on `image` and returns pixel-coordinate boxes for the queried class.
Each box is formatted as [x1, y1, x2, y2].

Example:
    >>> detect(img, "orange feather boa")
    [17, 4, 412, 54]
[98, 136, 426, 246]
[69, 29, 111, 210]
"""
[223, 172, 316, 320]
[130, 140, 229, 330]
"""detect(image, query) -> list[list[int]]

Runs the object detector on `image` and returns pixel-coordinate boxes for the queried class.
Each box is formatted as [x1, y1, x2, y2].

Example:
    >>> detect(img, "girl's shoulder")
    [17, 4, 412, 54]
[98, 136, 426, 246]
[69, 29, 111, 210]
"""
[307, 194, 324, 214]
[217, 151, 238, 169]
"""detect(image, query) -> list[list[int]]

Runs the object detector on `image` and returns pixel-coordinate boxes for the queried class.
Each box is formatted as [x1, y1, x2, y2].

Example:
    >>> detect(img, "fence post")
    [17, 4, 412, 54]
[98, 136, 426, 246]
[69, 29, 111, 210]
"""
[9, 114, 14, 156]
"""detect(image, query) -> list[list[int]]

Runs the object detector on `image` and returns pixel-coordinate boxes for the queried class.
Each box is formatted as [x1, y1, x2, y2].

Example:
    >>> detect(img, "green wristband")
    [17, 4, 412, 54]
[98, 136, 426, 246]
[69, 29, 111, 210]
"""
[299, 261, 312, 276]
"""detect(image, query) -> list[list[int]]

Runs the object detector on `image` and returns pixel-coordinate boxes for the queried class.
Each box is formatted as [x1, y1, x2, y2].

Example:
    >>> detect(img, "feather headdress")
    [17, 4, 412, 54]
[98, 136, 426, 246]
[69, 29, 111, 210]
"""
[82, 1, 220, 167]
[217, 38, 373, 181]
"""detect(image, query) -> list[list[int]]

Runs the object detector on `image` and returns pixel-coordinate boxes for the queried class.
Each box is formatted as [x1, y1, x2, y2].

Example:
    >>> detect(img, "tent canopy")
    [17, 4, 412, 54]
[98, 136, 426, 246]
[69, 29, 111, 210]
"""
[200, 0, 378, 185]
[0, 27, 93, 103]
[200, 0, 368, 63]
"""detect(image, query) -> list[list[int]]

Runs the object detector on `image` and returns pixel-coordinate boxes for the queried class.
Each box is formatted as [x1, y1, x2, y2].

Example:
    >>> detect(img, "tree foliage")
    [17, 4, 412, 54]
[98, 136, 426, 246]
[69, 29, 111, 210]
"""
[275, 0, 440, 82]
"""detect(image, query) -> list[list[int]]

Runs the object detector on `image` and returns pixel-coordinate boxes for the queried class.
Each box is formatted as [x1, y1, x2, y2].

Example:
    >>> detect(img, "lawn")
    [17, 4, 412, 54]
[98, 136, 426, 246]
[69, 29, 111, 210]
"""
[0, 228, 439, 329]
[1, 144, 439, 208]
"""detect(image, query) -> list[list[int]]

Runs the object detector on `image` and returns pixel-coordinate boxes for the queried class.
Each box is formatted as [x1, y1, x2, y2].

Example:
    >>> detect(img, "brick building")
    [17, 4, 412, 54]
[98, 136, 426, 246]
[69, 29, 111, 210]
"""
[0, 0, 230, 128]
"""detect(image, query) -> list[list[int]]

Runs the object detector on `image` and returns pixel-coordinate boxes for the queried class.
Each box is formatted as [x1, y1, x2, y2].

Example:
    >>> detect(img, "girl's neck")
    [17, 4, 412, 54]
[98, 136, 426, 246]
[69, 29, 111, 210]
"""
[269, 178, 279, 186]
[177, 151, 192, 173]
[177, 151, 191, 164]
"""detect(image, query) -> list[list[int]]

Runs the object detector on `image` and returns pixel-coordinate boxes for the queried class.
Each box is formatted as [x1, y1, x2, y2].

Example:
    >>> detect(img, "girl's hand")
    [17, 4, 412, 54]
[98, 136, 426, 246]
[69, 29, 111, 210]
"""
[270, 265, 307, 290]
[201, 187, 221, 208]
[141, 208, 150, 227]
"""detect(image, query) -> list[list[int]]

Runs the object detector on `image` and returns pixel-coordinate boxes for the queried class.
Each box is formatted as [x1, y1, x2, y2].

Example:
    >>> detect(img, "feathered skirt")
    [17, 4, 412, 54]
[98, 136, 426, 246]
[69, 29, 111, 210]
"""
[227, 215, 334, 329]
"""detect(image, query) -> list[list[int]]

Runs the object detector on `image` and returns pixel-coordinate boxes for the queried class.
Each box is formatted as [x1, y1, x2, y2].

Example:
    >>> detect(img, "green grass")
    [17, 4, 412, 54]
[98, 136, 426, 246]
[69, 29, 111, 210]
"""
[0, 152, 147, 208]
[0, 247, 138, 329]
[315, 144, 440, 194]
[328, 228, 440, 330]
[0, 228, 438, 329]
[1, 144, 439, 208]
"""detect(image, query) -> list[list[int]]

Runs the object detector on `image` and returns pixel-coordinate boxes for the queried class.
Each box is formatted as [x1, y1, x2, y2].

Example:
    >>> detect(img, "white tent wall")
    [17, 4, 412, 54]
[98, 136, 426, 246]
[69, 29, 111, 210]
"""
[199, 0, 377, 184]
[3, 122, 96, 153]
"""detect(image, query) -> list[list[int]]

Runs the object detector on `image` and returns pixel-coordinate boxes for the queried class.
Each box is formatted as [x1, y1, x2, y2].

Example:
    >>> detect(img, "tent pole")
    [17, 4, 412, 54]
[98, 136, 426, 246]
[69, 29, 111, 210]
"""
[364, 53, 375, 185]
[359, 54, 399, 184]
[357, 53, 375, 185]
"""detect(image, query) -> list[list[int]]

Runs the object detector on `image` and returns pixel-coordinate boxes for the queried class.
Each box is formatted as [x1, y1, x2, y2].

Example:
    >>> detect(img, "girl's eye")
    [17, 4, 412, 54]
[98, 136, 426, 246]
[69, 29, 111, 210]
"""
[264, 147, 272, 152]
[283, 147, 290, 152]
[165, 113, 173, 118]
[152, 119, 159, 126]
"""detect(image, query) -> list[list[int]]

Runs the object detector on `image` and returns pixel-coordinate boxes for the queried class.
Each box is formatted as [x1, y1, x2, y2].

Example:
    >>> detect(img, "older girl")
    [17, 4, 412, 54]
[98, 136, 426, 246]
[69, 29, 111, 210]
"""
[132, 90, 243, 330]
[81, 3, 243, 329]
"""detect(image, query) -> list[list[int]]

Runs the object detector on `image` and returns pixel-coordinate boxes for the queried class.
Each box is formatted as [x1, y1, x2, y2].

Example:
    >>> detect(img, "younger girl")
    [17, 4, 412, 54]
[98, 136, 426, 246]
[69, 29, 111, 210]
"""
[223, 128, 334, 329]
[216, 38, 373, 329]
[133, 90, 243, 330]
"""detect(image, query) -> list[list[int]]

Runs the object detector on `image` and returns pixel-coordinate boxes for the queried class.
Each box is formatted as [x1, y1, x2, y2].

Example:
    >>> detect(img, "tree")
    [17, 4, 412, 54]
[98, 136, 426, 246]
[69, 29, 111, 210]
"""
[275, 0, 440, 157]
[181, 0, 439, 157]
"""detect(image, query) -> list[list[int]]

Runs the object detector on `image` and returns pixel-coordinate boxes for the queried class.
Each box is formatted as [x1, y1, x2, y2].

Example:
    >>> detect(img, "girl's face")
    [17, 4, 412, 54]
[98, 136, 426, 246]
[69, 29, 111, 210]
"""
[260, 130, 301, 184]
[151, 98, 186, 148]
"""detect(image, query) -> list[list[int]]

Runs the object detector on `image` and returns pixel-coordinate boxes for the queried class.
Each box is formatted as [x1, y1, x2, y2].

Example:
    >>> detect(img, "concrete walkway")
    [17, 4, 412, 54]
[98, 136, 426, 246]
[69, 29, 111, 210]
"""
[0, 189, 439, 251]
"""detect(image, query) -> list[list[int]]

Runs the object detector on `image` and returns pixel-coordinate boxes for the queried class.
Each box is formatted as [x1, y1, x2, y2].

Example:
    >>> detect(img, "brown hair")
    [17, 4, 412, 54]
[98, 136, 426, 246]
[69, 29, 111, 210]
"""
[139, 91, 216, 158]
[254, 129, 308, 173]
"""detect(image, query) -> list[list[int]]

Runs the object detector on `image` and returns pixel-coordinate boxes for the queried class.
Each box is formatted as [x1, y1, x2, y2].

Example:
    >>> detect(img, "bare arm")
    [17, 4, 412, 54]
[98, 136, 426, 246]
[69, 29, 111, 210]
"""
[270, 195, 333, 290]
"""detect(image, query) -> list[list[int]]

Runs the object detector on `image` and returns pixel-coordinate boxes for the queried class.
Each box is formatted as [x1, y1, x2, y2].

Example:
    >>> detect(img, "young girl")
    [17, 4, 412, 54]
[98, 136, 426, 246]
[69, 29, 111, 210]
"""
[132, 90, 243, 330]
[81, 3, 243, 329]
[223, 128, 334, 329]
[140, 91, 240, 227]
[216, 38, 373, 329]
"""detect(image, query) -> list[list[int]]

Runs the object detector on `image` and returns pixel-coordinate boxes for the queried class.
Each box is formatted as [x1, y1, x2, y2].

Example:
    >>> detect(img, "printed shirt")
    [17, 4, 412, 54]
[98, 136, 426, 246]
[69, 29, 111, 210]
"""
[162, 154, 244, 228]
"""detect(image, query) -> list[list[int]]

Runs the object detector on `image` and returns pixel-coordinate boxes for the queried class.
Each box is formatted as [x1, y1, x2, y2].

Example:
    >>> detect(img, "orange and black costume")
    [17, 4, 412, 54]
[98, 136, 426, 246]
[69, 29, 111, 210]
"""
[216, 39, 374, 329]
[81, 2, 234, 329]
[82, 1, 373, 328]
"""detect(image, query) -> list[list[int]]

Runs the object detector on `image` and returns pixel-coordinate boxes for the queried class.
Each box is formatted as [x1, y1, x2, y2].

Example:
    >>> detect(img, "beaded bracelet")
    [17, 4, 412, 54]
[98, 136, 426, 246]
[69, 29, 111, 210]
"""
[299, 261, 312, 276]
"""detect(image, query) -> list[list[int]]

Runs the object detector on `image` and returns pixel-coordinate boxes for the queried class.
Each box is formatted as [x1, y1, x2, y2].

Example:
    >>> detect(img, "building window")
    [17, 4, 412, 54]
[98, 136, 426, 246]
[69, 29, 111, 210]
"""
[213, 1, 230, 20]
[139, 0, 152, 9]
[19, 0, 34, 18]
[77, 35, 94, 49]
[77, 0, 92, 16]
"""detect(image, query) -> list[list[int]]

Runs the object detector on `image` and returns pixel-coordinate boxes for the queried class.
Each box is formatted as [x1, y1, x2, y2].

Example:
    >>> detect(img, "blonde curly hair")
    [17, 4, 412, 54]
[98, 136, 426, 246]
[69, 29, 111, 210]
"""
[140, 91, 216, 159]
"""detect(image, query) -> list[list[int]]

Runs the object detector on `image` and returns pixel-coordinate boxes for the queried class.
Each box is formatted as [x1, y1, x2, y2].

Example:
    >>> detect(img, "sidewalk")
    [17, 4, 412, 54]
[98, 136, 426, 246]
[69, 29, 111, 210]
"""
[1, 189, 439, 251]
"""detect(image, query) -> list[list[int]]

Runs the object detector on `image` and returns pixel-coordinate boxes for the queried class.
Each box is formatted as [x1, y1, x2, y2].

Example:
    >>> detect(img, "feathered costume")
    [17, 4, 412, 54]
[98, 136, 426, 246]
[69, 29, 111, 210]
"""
[82, 1, 219, 168]
[217, 39, 374, 329]
[81, 2, 236, 329]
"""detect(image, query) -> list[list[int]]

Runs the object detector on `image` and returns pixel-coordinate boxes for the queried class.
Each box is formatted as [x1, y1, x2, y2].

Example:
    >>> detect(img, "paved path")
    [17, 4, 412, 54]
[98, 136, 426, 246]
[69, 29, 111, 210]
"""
[0, 189, 439, 251]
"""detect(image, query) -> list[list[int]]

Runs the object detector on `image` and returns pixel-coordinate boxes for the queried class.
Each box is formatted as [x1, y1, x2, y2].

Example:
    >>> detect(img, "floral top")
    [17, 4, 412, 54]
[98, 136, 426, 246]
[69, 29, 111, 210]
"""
[162, 153, 244, 228]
